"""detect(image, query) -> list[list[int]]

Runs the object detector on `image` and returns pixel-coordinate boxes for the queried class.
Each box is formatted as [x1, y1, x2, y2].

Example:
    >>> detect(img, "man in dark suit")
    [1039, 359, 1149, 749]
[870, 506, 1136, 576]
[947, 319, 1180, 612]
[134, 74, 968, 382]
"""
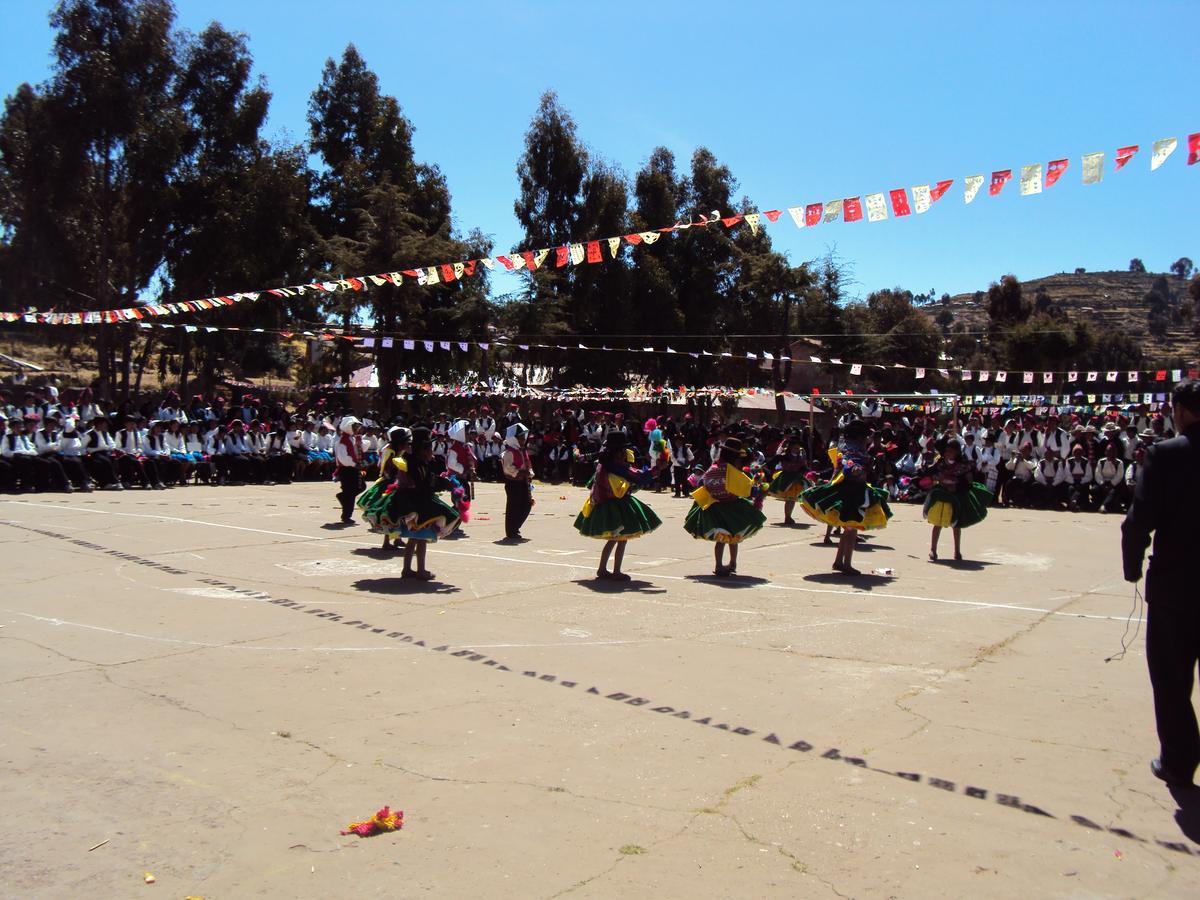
[1122, 379, 1200, 790]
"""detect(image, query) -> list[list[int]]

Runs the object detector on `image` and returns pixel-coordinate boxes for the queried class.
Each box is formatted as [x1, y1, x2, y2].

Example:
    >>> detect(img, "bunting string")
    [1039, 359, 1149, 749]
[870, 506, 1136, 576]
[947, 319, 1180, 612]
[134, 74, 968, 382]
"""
[1, 129, 1196, 326]
[109, 319, 1200, 390]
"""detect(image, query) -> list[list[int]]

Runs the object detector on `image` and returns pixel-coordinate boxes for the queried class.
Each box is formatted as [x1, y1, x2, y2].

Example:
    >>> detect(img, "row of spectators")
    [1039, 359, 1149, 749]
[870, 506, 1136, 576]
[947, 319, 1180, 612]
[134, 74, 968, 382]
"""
[0, 384, 1176, 515]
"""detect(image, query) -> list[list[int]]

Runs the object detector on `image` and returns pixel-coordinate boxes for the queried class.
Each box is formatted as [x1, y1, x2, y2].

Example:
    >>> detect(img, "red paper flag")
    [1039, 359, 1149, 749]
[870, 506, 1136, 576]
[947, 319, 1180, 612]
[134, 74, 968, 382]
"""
[929, 179, 953, 202]
[989, 170, 1012, 196]
[555, 247, 569, 267]
[495, 256, 514, 270]
[1189, 133, 1200, 166]
[843, 197, 863, 222]
[720, 215, 743, 228]
[586, 240, 602, 263]
[889, 189, 911, 216]
[624, 233, 642, 245]
[1155, 370, 1167, 381]
[763, 209, 782, 222]
[1115, 145, 1139, 171]
[521, 251, 537, 270]
[1045, 159, 1069, 187]
[805, 203, 822, 227]
[440, 264, 456, 282]
[463, 259, 477, 277]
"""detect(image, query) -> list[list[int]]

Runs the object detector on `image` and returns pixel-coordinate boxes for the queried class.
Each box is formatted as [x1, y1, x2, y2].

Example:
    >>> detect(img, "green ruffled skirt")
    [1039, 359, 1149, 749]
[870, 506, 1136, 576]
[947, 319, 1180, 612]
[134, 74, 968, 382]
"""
[683, 499, 767, 544]
[768, 470, 807, 501]
[800, 479, 892, 530]
[574, 495, 662, 541]
[923, 483, 992, 529]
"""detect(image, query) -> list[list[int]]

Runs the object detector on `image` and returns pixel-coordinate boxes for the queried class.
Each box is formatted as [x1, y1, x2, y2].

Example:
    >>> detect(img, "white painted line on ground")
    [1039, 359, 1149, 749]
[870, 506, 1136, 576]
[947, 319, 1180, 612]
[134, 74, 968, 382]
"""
[2, 501, 1137, 622]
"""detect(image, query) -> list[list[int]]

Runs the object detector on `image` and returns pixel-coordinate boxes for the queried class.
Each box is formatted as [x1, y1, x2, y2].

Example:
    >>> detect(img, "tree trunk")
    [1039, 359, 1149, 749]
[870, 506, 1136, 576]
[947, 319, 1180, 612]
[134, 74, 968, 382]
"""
[179, 328, 191, 398]
[119, 325, 134, 400]
[133, 332, 156, 395]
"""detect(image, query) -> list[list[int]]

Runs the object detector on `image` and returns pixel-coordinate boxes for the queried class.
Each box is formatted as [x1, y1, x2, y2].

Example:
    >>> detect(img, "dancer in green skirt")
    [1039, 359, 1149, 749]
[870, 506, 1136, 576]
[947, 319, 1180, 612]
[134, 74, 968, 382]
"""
[574, 432, 664, 581]
[684, 437, 767, 576]
[358, 426, 411, 552]
[923, 438, 992, 561]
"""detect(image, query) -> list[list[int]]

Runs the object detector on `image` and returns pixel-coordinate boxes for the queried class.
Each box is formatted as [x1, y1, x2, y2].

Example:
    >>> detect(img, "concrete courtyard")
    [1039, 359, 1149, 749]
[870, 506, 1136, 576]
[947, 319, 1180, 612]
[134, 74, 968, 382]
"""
[1, 481, 1197, 898]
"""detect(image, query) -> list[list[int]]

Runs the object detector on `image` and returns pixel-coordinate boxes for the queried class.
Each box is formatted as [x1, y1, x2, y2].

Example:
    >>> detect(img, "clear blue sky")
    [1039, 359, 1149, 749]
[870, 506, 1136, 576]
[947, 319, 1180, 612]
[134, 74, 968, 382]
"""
[2, 0, 1196, 299]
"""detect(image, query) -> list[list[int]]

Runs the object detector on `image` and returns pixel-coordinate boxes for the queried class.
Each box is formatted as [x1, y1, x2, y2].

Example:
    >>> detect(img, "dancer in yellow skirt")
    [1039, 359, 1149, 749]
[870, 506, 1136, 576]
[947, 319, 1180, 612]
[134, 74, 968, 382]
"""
[800, 419, 892, 576]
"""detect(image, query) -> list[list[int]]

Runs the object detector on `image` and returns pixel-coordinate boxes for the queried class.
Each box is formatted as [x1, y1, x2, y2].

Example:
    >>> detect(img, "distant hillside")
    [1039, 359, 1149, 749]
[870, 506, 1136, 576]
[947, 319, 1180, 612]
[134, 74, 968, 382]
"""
[931, 270, 1198, 363]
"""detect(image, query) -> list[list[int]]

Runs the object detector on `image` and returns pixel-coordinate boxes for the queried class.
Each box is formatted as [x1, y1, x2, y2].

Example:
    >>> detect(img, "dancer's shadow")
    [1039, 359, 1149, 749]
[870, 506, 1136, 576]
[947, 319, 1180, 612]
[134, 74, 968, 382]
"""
[351, 546, 405, 560]
[927, 558, 997, 571]
[351, 577, 459, 595]
[807, 540, 893, 552]
[493, 536, 530, 545]
[770, 521, 813, 529]
[685, 574, 770, 589]
[573, 578, 666, 595]
[1171, 785, 1200, 844]
[803, 572, 894, 590]
[321, 521, 357, 530]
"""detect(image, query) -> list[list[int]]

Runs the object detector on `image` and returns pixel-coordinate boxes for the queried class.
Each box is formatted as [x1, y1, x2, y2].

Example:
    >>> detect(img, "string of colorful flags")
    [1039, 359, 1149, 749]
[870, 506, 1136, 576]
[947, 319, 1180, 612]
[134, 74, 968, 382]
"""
[317, 379, 1173, 413]
[2, 130, 1197, 326]
[119, 318, 1198, 388]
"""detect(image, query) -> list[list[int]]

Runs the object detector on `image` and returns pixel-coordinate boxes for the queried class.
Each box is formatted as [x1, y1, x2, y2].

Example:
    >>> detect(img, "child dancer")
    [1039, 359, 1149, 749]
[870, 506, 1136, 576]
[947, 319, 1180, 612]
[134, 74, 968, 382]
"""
[767, 431, 809, 525]
[359, 426, 411, 552]
[801, 419, 892, 576]
[924, 438, 992, 561]
[388, 427, 462, 580]
[683, 437, 767, 576]
[574, 432, 663, 581]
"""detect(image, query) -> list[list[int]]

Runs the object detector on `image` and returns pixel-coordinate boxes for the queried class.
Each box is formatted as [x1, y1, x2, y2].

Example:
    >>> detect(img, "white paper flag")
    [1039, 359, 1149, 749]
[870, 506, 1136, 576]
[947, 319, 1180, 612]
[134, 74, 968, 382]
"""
[787, 206, 806, 228]
[1023, 371, 1033, 383]
[1128, 371, 1139, 382]
[912, 183, 931, 213]
[422, 340, 433, 352]
[823, 199, 843, 222]
[1106, 371, 1117, 381]
[533, 249, 550, 268]
[438, 340, 450, 350]
[744, 213, 761, 235]
[403, 339, 414, 350]
[1172, 369, 1182, 381]
[850, 363, 862, 375]
[1082, 152, 1104, 185]
[979, 371, 990, 382]
[510, 254, 526, 270]
[1020, 164, 1043, 196]
[1043, 372, 1053, 383]
[1068, 371, 1078, 382]
[638, 231, 660, 244]
[425, 267, 439, 285]
[963, 175, 985, 204]
[458, 342, 468, 351]
[865, 193, 888, 222]
[1086, 371, 1098, 382]
[381, 338, 394, 348]
[480, 257, 495, 270]
[453, 262, 465, 280]
[996, 371, 1008, 383]
[1151, 137, 1177, 170]
[915, 367, 926, 379]
[569, 243, 585, 265]
[362, 337, 375, 348]
[607, 237, 621, 258]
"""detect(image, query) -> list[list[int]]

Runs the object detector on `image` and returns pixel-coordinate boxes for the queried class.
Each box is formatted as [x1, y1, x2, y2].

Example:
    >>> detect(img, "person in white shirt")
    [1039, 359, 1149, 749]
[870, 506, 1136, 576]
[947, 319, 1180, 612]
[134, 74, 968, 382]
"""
[860, 397, 883, 421]
[1033, 448, 1068, 509]
[1094, 441, 1128, 513]
[1040, 415, 1072, 461]
[144, 420, 184, 486]
[115, 414, 163, 489]
[1005, 441, 1037, 508]
[82, 416, 121, 488]
[265, 421, 294, 484]
[182, 421, 214, 484]
[1063, 444, 1094, 512]
[3, 415, 71, 492]
[501, 423, 533, 540]
[163, 420, 195, 484]
[976, 432, 1003, 495]
[333, 416, 364, 523]
[669, 435, 695, 498]
[222, 420, 266, 484]
[38, 413, 92, 490]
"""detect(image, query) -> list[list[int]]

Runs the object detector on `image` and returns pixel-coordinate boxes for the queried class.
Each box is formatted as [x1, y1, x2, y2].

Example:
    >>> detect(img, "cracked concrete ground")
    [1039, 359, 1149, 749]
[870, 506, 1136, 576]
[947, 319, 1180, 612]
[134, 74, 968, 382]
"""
[1, 483, 1197, 898]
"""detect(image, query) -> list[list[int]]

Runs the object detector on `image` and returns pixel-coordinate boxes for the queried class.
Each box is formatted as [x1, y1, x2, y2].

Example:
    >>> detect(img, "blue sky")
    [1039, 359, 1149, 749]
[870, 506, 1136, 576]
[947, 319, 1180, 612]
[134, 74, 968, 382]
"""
[2, 0, 1196, 299]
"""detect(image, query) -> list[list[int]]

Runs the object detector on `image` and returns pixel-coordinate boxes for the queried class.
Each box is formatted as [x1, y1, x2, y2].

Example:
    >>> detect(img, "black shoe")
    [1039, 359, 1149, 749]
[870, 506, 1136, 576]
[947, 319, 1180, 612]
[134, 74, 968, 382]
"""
[1150, 757, 1195, 789]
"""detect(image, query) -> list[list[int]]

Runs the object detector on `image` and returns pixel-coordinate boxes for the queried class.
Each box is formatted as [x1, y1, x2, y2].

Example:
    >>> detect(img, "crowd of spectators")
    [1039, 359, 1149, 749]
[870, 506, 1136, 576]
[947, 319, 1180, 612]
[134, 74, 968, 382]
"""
[0, 382, 1176, 516]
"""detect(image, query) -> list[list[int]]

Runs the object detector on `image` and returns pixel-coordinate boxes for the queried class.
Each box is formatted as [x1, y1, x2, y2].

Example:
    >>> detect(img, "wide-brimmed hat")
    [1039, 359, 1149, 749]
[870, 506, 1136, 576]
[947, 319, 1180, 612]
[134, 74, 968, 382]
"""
[719, 437, 747, 456]
[1102, 422, 1121, 433]
[410, 426, 432, 448]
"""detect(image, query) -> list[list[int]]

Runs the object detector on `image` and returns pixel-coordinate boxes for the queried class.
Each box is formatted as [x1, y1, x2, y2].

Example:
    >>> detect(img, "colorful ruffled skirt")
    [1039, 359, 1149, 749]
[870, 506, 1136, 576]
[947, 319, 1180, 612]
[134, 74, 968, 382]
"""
[922, 483, 992, 529]
[684, 499, 767, 544]
[574, 495, 662, 541]
[358, 480, 397, 533]
[767, 470, 807, 501]
[800, 479, 892, 530]
[374, 491, 460, 542]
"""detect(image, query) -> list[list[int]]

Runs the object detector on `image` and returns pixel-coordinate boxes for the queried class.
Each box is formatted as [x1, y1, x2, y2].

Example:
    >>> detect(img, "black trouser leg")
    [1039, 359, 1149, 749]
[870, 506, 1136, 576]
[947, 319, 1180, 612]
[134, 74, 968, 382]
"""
[34, 456, 70, 490]
[504, 480, 531, 538]
[336, 466, 362, 521]
[0, 458, 13, 491]
[85, 454, 116, 486]
[117, 455, 146, 486]
[1146, 594, 1200, 780]
[59, 457, 89, 487]
[141, 457, 162, 486]
[270, 455, 294, 483]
